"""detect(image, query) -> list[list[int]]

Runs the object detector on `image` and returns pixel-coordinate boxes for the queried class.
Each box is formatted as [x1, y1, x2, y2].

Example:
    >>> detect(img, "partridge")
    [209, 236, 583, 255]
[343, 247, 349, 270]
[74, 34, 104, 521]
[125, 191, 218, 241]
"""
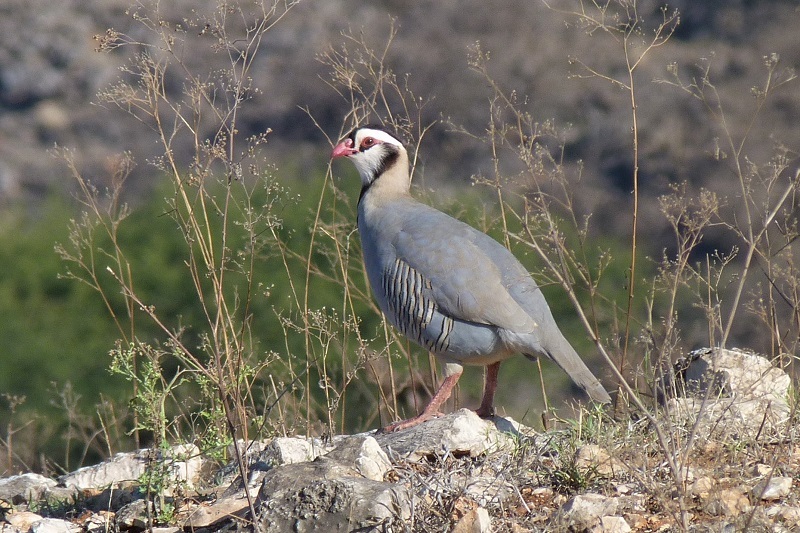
[332, 125, 610, 432]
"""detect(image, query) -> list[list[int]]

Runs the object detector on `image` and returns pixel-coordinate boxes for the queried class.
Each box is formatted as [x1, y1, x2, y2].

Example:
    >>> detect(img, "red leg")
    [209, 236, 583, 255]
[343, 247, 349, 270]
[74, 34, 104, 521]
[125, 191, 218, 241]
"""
[382, 370, 462, 433]
[475, 362, 500, 418]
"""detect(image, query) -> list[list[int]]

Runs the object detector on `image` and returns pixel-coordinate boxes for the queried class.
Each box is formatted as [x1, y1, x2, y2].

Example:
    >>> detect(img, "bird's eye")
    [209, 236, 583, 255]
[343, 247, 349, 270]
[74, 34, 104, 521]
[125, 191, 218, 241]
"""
[361, 137, 376, 149]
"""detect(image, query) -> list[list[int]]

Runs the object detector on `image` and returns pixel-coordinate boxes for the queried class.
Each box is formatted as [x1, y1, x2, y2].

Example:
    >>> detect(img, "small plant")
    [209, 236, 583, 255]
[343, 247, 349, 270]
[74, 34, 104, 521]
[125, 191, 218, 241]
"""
[1, 393, 27, 473]
[136, 443, 185, 526]
[537, 407, 611, 494]
[109, 342, 188, 450]
[549, 459, 601, 495]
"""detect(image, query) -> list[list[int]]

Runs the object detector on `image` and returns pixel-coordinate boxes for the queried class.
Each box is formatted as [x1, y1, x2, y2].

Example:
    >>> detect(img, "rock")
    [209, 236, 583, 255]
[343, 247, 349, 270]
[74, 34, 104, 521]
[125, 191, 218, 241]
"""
[34, 101, 69, 131]
[258, 437, 317, 468]
[753, 477, 793, 501]
[115, 499, 154, 531]
[706, 487, 750, 517]
[372, 409, 518, 461]
[690, 476, 715, 499]
[216, 439, 269, 490]
[221, 436, 333, 495]
[324, 435, 391, 481]
[464, 474, 514, 507]
[666, 348, 791, 438]
[623, 513, 648, 530]
[163, 443, 206, 492]
[61, 451, 145, 490]
[0, 474, 56, 504]
[60, 444, 204, 496]
[562, 493, 619, 530]
[575, 444, 620, 476]
[415, 465, 512, 510]
[40, 486, 80, 508]
[228, 437, 334, 470]
[81, 511, 115, 533]
[532, 486, 555, 499]
[79, 482, 140, 513]
[226, 439, 271, 464]
[5, 511, 44, 530]
[752, 463, 773, 477]
[594, 515, 631, 533]
[30, 518, 81, 533]
[183, 492, 252, 529]
[452, 506, 491, 533]
[614, 484, 632, 495]
[670, 464, 697, 487]
[682, 348, 790, 400]
[775, 506, 800, 526]
[618, 493, 647, 514]
[8, 384, 800, 533]
[256, 457, 411, 532]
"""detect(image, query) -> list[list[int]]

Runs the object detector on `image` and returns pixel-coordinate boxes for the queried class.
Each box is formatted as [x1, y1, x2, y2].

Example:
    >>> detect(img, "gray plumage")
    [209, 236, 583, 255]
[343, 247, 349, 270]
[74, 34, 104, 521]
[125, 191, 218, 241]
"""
[332, 126, 610, 430]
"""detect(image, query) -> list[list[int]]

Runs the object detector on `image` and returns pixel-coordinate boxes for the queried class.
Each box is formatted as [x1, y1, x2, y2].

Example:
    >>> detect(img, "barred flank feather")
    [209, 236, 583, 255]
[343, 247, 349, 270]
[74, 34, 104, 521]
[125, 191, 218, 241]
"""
[383, 258, 452, 352]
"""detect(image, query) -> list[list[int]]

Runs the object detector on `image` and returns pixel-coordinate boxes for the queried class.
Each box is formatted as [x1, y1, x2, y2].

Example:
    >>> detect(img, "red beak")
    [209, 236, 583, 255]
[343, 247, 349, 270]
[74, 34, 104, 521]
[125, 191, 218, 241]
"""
[331, 138, 357, 159]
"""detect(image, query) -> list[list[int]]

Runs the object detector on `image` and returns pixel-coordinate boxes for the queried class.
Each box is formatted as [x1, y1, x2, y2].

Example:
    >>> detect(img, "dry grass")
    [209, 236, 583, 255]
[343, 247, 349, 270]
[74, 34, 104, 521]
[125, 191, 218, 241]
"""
[1, 1, 798, 531]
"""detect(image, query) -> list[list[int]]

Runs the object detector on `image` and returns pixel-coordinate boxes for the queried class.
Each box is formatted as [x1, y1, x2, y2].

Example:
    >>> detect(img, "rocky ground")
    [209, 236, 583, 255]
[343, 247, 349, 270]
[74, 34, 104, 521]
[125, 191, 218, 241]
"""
[1, 348, 798, 532]
[2, 0, 800, 479]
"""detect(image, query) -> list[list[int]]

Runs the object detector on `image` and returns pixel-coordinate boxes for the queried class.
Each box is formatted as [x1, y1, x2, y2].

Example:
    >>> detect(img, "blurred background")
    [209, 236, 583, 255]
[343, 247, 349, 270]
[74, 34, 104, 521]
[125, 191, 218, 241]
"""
[1, 0, 798, 473]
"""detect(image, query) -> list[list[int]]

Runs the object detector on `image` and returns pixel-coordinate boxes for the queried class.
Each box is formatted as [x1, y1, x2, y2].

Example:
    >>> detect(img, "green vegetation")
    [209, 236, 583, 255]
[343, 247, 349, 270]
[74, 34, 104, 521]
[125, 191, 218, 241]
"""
[1, 199, 127, 469]
[0, 171, 356, 469]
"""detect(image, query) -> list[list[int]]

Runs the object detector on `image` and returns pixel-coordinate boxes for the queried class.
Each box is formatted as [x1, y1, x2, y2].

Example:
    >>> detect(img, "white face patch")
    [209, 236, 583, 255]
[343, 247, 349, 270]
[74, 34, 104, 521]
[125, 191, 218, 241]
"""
[347, 128, 405, 186]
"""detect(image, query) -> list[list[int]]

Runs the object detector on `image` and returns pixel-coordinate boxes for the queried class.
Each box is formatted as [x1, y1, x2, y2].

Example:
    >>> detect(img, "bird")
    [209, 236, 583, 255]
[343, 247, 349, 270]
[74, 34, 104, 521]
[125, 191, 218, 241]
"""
[331, 125, 611, 432]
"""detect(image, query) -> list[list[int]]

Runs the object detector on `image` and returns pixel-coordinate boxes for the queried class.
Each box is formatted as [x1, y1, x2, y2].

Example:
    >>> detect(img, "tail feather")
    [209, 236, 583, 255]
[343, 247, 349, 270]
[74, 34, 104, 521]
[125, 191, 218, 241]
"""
[528, 339, 611, 404]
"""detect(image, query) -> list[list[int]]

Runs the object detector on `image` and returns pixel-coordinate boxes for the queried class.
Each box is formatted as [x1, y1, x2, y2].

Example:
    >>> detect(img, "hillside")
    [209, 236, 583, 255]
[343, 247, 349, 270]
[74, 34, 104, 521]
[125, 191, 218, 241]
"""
[1, 1, 798, 215]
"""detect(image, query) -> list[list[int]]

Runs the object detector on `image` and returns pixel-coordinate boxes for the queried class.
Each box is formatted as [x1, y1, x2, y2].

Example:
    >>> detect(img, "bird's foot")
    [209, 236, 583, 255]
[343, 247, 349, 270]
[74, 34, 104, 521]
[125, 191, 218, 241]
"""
[379, 411, 445, 433]
[474, 405, 496, 418]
